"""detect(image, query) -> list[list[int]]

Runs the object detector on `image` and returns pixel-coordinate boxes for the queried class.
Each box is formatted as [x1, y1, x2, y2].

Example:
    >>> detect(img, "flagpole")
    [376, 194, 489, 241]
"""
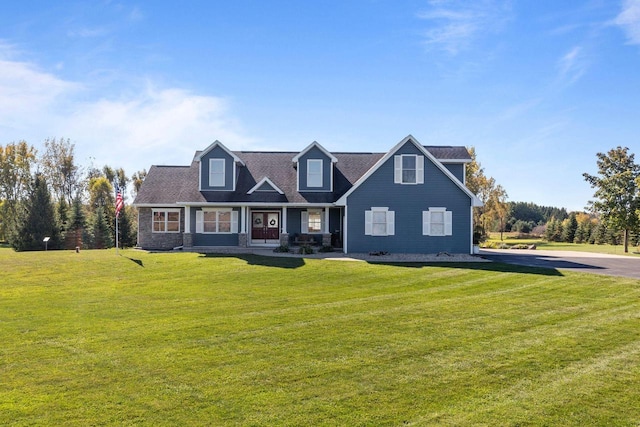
[116, 213, 119, 255]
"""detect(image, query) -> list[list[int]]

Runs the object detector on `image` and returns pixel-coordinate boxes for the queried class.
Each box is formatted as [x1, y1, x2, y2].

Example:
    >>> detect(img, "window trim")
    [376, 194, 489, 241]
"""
[394, 154, 424, 185]
[301, 209, 324, 234]
[209, 158, 226, 187]
[307, 159, 323, 188]
[152, 208, 181, 234]
[196, 208, 239, 234]
[365, 207, 395, 236]
[423, 207, 453, 236]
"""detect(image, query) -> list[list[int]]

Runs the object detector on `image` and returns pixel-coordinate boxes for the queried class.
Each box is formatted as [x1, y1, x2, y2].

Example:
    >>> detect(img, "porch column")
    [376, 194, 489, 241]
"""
[282, 206, 288, 233]
[323, 207, 330, 233]
[322, 207, 332, 247]
[239, 206, 248, 248]
[279, 206, 289, 246]
[184, 206, 191, 233]
[183, 205, 193, 248]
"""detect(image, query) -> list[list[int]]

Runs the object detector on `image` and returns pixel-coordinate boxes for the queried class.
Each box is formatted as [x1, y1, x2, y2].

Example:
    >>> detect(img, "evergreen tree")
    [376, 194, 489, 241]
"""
[116, 206, 135, 248]
[562, 213, 578, 243]
[9, 174, 60, 251]
[89, 206, 113, 249]
[57, 198, 69, 240]
[66, 195, 87, 249]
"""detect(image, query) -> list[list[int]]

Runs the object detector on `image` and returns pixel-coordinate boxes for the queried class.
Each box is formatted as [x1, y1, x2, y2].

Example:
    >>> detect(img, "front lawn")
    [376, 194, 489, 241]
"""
[1, 248, 639, 425]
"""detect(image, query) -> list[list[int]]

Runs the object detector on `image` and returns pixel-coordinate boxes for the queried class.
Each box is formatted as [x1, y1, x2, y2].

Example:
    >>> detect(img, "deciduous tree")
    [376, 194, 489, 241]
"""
[40, 137, 83, 204]
[583, 146, 640, 253]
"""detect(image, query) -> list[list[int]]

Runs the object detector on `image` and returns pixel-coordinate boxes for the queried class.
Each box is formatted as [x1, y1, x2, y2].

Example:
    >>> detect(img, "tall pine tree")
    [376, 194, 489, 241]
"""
[9, 174, 60, 251]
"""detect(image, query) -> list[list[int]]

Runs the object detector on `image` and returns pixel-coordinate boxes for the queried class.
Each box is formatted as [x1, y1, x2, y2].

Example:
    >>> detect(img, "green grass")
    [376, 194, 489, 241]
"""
[486, 232, 640, 256]
[1, 248, 640, 426]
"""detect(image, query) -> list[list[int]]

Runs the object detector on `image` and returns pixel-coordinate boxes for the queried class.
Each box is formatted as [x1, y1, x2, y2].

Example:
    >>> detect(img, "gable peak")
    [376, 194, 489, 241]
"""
[292, 141, 338, 163]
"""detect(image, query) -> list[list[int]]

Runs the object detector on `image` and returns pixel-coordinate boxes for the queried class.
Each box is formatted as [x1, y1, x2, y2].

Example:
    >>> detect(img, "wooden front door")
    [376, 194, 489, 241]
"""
[251, 212, 280, 242]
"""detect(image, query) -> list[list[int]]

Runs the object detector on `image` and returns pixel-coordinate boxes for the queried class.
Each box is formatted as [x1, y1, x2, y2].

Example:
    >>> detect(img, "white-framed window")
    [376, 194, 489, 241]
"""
[301, 209, 323, 233]
[365, 207, 395, 236]
[196, 209, 239, 234]
[423, 208, 453, 236]
[394, 154, 424, 184]
[152, 209, 181, 233]
[307, 159, 323, 188]
[209, 158, 226, 187]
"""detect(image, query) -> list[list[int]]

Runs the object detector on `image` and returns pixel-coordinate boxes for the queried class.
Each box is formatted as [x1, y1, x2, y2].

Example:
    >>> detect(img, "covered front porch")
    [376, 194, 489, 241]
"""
[182, 204, 343, 251]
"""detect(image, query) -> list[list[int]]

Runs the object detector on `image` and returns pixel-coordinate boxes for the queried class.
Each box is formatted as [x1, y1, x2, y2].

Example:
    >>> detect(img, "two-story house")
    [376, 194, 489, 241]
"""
[133, 135, 482, 254]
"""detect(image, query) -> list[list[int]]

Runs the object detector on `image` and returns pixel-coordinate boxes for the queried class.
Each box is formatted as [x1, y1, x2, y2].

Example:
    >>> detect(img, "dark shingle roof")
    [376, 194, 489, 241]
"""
[133, 147, 467, 205]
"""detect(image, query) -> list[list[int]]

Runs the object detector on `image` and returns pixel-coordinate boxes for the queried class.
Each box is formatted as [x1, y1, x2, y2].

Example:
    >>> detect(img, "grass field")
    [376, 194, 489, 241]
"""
[485, 232, 640, 256]
[1, 248, 640, 426]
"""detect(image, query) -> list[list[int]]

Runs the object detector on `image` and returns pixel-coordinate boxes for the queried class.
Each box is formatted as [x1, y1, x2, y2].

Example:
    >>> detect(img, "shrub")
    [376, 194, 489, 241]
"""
[318, 245, 334, 253]
[298, 244, 314, 255]
[273, 244, 290, 253]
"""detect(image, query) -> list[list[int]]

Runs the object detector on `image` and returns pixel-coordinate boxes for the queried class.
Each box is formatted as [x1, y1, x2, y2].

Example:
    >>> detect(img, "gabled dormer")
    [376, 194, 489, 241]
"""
[195, 141, 245, 191]
[292, 141, 338, 192]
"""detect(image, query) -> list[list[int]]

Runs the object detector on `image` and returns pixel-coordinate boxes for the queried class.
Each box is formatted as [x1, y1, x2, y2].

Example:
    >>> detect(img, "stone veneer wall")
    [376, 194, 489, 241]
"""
[137, 207, 185, 250]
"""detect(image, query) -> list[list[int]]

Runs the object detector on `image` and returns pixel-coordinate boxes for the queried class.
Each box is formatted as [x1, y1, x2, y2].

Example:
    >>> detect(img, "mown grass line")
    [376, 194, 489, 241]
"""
[1, 248, 639, 426]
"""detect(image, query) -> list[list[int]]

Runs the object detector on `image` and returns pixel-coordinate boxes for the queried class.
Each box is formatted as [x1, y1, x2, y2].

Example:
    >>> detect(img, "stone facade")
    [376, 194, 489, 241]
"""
[137, 207, 185, 250]
[239, 233, 247, 248]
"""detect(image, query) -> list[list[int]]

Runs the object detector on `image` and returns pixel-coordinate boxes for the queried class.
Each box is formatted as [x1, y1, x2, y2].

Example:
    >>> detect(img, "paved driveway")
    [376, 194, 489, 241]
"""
[479, 249, 640, 279]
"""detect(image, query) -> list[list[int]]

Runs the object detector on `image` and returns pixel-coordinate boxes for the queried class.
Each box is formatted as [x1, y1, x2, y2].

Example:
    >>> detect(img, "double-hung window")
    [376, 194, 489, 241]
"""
[301, 209, 324, 233]
[423, 208, 452, 236]
[209, 158, 225, 187]
[307, 159, 323, 188]
[394, 154, 424, 184]
[196, 209, 238, 234]
[365, 207, 395, 236]
[152, 209, 180, 233]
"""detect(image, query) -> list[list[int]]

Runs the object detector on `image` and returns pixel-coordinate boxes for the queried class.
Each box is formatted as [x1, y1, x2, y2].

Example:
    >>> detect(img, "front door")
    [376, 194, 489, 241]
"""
[252, 212, 280, 243]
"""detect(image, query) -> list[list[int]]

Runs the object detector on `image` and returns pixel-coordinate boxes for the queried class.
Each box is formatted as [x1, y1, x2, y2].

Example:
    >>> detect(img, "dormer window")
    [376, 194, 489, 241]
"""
[209, 158, 225, 187]
[307, 159, 323, 188]
[394, 154, 424, 184]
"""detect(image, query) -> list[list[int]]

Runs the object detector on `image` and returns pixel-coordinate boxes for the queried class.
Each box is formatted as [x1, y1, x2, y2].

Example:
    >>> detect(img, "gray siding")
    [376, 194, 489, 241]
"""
[345, 142, 472, 254]
[297, 146, 333, 192]
[199, 146, 236, 191]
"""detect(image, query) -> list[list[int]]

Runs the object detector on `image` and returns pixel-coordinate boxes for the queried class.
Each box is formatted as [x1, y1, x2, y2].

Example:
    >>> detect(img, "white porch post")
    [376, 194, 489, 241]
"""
[282, 206, 288, 233]
[184, 206, 191, 233]
[324, 207, 330, 233]
[241, 206, 247, 233]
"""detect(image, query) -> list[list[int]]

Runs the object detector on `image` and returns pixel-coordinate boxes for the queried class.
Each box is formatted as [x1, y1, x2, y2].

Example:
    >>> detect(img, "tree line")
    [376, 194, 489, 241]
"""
[0, 138, 146, 251]
[476, 146, 640, 253]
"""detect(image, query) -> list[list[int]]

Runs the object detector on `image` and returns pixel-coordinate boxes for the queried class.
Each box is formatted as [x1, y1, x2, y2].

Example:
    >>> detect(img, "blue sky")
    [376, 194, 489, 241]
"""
[1, 1, 639, 211]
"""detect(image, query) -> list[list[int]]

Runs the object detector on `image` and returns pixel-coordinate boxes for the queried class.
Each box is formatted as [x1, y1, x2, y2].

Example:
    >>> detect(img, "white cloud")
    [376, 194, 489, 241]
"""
[557, 46, 587, 86]
[65, 85, 254, 172]
[0, 47, 253, 175]
[417, 0, 512, 55]
[614, 0, 640, 45]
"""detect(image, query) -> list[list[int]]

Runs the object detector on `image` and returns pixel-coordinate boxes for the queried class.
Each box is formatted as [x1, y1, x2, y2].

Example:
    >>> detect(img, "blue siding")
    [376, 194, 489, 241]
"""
[286, 208, 303, 235]
[443, 163, 465, 183]
[298, 146, 333, 192]
[192, 207, 241, 246]
[346, 142, 472, 254]
[199, 146, 236, 191]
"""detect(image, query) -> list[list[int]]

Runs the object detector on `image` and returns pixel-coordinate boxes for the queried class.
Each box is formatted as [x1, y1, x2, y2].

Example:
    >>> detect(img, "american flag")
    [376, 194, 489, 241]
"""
[115, 185, 124, 218]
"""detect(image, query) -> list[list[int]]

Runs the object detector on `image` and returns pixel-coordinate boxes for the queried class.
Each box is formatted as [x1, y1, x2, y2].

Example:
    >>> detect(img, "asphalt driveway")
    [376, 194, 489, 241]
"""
[479, 248, 640, 279]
